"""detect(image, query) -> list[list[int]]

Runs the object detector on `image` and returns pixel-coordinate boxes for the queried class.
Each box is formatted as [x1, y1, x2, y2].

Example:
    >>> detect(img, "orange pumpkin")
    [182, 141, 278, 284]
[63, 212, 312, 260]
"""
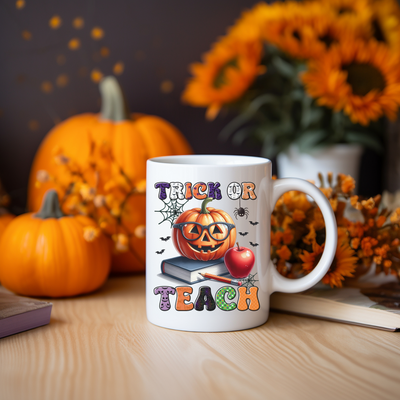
[172, 198, 236, 261]
[0, 190, 111, 298]
[28, 76, 192, 273]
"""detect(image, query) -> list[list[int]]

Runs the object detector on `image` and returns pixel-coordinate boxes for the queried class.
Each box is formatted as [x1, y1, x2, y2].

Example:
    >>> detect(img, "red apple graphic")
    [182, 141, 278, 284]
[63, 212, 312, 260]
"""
[224, 242, 255, 278]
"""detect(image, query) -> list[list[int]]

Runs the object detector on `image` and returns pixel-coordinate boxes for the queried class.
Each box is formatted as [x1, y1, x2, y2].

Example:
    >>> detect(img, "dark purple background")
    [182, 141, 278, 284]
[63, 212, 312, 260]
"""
[0, 1, 385, 213]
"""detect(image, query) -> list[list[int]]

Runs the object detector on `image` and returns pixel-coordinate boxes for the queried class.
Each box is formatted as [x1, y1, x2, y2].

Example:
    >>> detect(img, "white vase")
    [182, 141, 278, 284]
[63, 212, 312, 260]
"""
[277, 144, 363, 185]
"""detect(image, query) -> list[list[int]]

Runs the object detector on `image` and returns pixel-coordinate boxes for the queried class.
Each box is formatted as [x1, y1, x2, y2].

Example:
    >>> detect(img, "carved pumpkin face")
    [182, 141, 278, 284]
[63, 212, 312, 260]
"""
[172, 198, 236, 261]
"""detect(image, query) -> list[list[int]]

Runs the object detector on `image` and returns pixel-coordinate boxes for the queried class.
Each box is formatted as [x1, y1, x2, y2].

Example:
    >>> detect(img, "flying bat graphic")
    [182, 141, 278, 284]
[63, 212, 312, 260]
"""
[156, 249, 165, 254]
[249, 242, 259, 247]
[160, 236, 171, 241]
[249, 221, 259, 226]
[239, 232, 249, 236]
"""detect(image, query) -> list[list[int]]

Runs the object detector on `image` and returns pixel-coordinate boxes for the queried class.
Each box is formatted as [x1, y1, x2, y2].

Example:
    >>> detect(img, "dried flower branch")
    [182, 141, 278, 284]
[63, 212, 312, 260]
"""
[35, 141, 146, 264]
[272, 173, 400, 287]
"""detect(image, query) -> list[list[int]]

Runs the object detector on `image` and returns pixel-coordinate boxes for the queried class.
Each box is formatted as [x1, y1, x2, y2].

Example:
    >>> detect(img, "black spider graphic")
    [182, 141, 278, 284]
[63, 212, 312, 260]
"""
[233, 205, 249, 219]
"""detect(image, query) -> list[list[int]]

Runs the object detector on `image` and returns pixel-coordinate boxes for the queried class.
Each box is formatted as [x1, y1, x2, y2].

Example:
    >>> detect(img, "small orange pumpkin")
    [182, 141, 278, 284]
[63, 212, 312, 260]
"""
[28, 76, 192, 273]
[0, 190, 111, 298]
[172, 198, 236, 261]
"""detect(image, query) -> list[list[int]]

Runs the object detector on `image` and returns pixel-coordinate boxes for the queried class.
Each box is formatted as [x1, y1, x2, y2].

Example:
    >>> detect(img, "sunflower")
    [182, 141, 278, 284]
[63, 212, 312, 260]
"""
[300, 239, 358, 288]
[262, 1, 363, 60]
[368, 0, 400, 49]
[228, 2, 272, 42]
[302, 39, 400, 125]
[182, 35, 264, 120]
[315, 0, 372, 23]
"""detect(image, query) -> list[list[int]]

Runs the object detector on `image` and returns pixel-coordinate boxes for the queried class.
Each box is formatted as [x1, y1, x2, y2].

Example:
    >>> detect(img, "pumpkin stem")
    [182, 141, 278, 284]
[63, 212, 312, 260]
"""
[99, 76, 131, 121]
[201, 197, 213, 214]
[35, 190, 64, 219]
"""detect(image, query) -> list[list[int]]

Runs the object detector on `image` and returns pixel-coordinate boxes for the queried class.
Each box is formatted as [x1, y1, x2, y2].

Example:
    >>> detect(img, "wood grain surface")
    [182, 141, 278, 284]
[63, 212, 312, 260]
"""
[1, 275, 400, 400]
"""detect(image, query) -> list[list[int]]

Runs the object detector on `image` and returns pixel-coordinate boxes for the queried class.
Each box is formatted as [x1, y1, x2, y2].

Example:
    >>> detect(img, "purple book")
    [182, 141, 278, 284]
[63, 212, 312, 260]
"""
[0, 287, 52, 339]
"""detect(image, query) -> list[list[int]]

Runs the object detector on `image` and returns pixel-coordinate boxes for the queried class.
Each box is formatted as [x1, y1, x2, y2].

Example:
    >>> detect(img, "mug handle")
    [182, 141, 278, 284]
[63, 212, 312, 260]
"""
[269, 178, 337, 293]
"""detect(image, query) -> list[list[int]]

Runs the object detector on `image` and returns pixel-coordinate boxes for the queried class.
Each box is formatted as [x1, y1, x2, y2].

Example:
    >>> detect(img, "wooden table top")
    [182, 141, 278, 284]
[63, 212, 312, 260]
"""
[1, 275, 400, 400]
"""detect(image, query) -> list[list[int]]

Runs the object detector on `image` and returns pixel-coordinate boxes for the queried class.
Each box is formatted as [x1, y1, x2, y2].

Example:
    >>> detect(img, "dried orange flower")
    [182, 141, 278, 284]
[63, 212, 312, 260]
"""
[292, 209, 306, 222]
[276, 258, 287, 276]
[350, 195, 359, 207]
[390, 208, 400, 223]
[282, 215, 293, 230]
[282, 229, 294, 245]
[35, 140, 146, 267]
[373, 255, 382, 265]
[351, 238, 360, 250]
[79, 184, 96, 201]
[361, 198, 375, 210]
[321, 187, 333, 198]
[271, 231, 283, 246]
[273, 173, 400, 287]
[114, 233, 129, 252]
[361, 237, 378, 257]
[302, 224, 316, 245]
[276, 245, 291, 261]
[93, 195, 105, 208]
[340, 175, 356, 194]
[134, 225, 146, 239]
[384, 260, 392, 268]
[329, 197, 338, 212]
[83, 226, 100, 242]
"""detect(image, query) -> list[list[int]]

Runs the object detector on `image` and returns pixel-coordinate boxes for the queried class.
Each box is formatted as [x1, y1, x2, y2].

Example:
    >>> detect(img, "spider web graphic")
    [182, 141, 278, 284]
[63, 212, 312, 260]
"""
[156, 199, 189, 227]
[240, 273, 258, 289]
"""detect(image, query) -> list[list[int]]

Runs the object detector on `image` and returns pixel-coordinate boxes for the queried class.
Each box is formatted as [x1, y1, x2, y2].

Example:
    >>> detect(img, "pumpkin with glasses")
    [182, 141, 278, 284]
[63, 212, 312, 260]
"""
[172, 197, 236, 261]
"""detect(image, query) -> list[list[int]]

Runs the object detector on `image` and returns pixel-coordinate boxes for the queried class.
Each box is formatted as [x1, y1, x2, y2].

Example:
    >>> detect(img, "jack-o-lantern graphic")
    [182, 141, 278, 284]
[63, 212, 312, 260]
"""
[172, 197, 236, 261]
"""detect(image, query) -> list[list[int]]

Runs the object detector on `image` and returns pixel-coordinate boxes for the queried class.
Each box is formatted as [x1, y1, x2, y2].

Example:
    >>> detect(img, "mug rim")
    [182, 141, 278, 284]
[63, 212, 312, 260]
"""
[148, 154, 271, 167]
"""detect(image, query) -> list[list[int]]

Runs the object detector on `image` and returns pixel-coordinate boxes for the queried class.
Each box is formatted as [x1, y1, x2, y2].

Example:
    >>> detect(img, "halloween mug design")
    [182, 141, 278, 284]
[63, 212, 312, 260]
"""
[146, 155, 337, 332]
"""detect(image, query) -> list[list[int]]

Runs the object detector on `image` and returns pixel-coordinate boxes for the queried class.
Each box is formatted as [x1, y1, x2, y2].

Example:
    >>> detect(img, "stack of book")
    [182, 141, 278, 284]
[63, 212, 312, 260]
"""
[271, 269, 400, 331]
[0, 286, 52, 339]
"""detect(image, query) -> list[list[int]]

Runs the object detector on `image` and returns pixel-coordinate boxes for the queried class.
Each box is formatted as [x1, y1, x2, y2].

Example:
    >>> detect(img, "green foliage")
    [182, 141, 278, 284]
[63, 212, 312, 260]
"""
[219, 45, 385, 158]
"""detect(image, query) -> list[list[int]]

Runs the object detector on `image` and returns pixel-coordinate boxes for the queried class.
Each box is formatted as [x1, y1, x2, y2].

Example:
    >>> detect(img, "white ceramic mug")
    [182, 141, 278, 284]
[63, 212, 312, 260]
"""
[146, 155, 337, 332]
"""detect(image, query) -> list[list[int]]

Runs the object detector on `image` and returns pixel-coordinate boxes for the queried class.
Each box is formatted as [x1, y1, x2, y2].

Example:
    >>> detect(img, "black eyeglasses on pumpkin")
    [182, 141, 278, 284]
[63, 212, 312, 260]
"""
[173, 222, 235, 241]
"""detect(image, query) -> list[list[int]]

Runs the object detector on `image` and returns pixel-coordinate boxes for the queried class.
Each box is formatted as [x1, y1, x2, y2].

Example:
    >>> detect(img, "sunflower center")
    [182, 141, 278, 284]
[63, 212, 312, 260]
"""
[342, 63, 386, 96]
[213, 58, 238, 88]
[292, 29, 301, 41]
[338, 7, 355, 15]
[318, 34, 337, 48]
[372, 19, 386, 43]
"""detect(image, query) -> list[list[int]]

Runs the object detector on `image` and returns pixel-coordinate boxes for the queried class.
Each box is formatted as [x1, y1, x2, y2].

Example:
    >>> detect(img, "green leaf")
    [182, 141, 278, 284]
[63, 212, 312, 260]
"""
[272, 55, 295, 79]
[260, 134, 277, 159]
[301, 106, 324, 130]
[296, 129, 328, 152]
[231, 126, 255, 146]
[344, 131, 383, 153]
[289, 89, 304, 101]
[219, 94, 279, 141]
[300, 95, 313, 129]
